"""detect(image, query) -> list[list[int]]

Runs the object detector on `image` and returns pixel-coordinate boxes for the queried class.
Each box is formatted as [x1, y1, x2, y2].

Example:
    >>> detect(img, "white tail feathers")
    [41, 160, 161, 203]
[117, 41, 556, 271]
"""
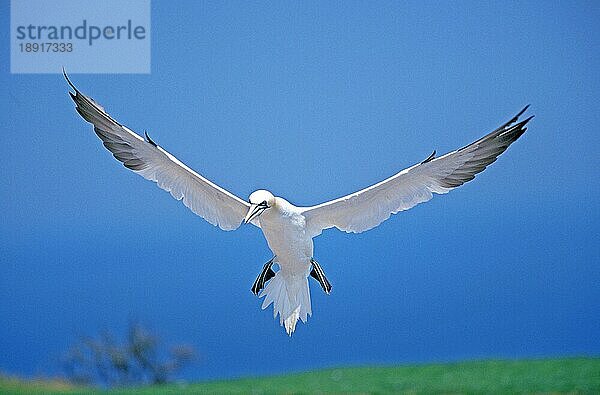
[259, 271, 312, 335]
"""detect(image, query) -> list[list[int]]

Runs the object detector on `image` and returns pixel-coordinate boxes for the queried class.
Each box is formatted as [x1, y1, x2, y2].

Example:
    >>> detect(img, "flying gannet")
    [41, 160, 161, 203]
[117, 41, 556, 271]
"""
[64, 71, 532, 335]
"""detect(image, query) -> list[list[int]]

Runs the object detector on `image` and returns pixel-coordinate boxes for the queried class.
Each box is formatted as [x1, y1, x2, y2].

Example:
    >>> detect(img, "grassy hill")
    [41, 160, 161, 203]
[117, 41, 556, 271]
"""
[2, 357, 598, 394]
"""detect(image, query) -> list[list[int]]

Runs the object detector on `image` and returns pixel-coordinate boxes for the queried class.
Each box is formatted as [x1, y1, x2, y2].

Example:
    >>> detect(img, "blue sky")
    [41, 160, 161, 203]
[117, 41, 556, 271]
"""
[1, 1, 599, 381]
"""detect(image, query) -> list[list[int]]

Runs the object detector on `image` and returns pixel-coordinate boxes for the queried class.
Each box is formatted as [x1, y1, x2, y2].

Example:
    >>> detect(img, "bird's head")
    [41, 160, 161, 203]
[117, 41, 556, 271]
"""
[244, 190, 275, 224]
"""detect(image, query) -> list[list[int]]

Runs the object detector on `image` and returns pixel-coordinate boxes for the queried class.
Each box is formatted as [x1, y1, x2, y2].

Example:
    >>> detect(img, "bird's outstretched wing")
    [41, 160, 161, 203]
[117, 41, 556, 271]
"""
[65, 71, 252, 231]
[302, 107, 532, 236]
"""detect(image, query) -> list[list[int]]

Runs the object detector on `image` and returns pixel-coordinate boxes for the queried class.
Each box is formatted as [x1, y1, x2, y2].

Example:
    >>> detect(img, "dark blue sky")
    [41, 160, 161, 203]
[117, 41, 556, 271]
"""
[1, 1, 599, 381]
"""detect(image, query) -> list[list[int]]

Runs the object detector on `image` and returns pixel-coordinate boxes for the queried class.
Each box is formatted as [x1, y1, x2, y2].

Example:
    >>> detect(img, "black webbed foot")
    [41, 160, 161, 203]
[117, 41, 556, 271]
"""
[251, 257, 276, 295]
[310, 258, 332, 294]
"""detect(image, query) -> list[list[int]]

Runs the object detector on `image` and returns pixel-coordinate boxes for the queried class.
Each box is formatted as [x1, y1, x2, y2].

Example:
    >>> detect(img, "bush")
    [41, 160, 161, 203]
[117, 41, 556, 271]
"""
[62, 322, 195, 388]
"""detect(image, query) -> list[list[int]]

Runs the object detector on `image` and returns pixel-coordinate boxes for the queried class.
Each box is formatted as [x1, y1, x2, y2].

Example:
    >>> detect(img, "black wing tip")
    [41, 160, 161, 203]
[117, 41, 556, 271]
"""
[144, 130, 158, 147]
[421, 150, 437, 164]
[516, 104, 530, 119]
[522, 114, 535, 124]
[500, 114, 533, 140]
[505, 105, 532, 128]
[64, 68, 83, 107]
[63, 67, 78, 93]
[511, 114, 535, 133]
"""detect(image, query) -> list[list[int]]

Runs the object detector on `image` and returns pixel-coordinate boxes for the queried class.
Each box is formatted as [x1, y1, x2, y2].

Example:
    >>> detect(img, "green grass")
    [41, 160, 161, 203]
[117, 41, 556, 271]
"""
[0, 374, 83, 394]
[2, 357, 598, 394]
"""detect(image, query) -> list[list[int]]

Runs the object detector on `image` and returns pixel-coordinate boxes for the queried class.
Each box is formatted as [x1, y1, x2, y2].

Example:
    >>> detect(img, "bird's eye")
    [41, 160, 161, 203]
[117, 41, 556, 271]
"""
[262, 201, 268, 207]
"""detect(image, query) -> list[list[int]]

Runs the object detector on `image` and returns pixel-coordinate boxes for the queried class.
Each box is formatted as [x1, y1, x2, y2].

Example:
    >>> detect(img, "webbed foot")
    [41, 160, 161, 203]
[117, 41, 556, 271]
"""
[310, 258, 332, 294]
[251, 256, 276, 295]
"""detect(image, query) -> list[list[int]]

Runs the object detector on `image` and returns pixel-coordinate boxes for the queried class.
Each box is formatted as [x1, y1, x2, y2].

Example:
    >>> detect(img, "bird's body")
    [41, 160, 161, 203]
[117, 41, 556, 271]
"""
[247, 193, 314, 333]
[260, 198, 312, 271]
[64, 70, 532, 335]
[244, 190, 313, 333]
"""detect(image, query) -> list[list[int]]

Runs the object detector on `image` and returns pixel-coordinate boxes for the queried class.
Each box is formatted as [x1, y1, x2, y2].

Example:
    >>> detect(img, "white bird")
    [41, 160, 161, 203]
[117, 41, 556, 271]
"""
[64, 71, 532, 335]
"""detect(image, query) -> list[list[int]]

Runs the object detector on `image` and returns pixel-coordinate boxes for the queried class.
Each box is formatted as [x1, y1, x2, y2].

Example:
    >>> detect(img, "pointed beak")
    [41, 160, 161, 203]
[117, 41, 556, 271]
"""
[244, 204, 264, 224]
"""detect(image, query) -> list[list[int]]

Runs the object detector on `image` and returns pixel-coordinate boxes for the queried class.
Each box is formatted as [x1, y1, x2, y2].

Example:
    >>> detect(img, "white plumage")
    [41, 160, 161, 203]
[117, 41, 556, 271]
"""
[65, 71, 532, 335]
